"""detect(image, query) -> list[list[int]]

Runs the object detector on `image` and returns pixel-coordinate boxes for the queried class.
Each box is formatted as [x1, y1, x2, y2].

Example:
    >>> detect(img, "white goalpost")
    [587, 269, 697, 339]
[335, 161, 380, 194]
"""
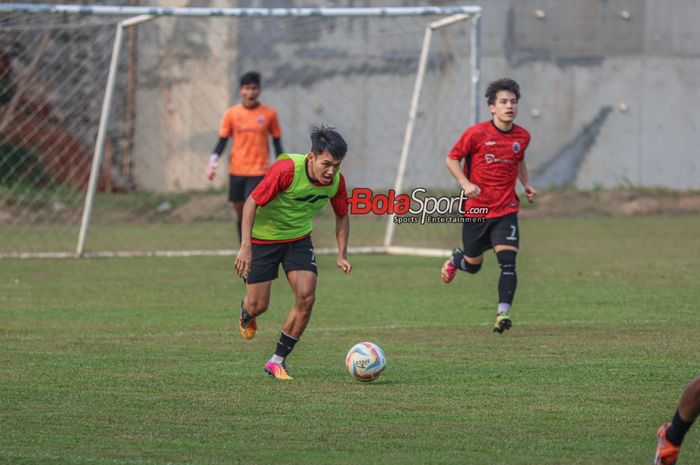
[384, 12, 480, 258]
[0, 3, 482, 259]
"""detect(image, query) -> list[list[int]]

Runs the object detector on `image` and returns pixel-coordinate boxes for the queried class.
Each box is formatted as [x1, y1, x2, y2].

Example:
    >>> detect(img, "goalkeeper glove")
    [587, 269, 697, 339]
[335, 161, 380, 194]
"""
[206, 153, 219, 180]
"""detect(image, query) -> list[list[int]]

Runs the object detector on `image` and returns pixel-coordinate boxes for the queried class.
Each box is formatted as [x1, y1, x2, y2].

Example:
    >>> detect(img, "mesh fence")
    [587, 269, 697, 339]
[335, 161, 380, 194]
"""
[0, 11, 475, 256]
[0, 14, 127, 255]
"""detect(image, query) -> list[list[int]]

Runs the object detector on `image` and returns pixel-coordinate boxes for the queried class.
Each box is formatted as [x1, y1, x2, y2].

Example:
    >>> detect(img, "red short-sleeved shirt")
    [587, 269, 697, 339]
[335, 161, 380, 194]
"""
[448, 120, 530, 218]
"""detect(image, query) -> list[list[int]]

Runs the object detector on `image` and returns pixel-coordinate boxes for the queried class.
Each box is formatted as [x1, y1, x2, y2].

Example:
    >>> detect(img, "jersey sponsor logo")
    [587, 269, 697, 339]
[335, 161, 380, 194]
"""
[293, 194, 330, 203]
[512, 141, 521, 153]
[257, 116, 266, 124]
[485, 154, 515, 164]
[485, 141, 496, 146]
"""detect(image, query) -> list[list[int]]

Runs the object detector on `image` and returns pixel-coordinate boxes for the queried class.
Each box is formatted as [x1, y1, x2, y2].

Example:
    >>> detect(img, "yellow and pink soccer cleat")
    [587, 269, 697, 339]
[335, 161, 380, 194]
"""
[264, 360, 293, 380]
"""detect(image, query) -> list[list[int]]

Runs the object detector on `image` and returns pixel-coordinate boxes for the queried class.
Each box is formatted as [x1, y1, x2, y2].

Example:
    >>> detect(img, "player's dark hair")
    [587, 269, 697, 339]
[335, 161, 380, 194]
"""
[310, 125, 348, 160]
[485, 78, 520, 105]
[240, 71, 261, 87]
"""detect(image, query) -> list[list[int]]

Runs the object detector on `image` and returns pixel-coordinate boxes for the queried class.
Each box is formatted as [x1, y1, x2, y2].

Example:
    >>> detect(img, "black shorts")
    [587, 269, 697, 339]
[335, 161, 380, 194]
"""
[247, 235, 318, 284]
[229, 175, 264, 203]
[461, 213, 519, 257]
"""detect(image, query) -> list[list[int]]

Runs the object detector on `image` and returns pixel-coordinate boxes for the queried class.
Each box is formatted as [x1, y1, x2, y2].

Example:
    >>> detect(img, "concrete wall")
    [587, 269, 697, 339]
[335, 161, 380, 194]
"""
[132, 0, 235, 192]
[481, 0, 700, 189]
[131, 0, 700, 191]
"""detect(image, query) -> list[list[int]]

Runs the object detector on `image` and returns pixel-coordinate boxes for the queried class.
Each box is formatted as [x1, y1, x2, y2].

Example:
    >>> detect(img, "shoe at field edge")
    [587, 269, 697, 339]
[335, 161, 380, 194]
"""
[264, 360, 293, 380]
[654, 423, 680, 465]
[493, 312, 512, 334]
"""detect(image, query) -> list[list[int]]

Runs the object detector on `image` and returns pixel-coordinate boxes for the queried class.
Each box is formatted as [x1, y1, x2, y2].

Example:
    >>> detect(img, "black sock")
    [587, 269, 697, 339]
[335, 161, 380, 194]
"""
[666, 409, 694, 446]
[236, 219, 242, 243]
[274, 331, 299, 359]
[451, 249, 463, 266]
[496, 250, 517, 304]
[452, 251, 482, 273]
[463, 261, 482, 274]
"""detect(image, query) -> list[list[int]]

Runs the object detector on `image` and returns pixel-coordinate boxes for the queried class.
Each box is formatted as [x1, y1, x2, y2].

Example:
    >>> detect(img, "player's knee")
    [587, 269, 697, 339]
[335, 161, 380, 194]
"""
[296, 293, 316, 313]
[246, 297, 269, 315]
[496, 250, 517, 273]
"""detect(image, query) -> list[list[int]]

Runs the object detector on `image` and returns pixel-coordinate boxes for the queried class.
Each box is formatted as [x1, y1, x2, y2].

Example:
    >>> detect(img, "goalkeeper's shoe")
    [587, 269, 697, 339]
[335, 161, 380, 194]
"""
[654, 423, 680, 465]
[264, 360, 293, 380]
[493, 312, 512, 334]
[441, 247, 462, 283]
[239, 307, 257, 340]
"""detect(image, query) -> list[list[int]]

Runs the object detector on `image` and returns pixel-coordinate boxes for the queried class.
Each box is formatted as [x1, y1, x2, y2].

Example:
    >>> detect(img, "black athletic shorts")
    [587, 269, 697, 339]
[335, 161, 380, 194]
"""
[246, 235, 318, 284]
[229, 175, 265, 203]
[462, 213, 519, 257]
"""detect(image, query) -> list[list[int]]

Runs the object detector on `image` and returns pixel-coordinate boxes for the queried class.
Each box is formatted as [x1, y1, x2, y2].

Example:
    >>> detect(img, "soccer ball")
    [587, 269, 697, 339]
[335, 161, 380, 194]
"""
[345, 342, 386, 382]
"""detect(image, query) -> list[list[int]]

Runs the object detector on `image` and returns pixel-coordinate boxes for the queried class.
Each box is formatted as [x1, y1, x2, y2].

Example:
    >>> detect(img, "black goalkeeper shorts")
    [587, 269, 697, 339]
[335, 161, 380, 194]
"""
[229, 175, 264, 203]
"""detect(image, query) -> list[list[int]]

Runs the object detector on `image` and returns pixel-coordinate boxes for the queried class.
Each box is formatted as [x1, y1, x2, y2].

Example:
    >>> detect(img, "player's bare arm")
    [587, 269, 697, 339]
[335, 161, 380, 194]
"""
[445, 156, 480, 198]
[517, 159, 537, 203]
[335, 213, 351, 274]
[235, 196, 257, 278]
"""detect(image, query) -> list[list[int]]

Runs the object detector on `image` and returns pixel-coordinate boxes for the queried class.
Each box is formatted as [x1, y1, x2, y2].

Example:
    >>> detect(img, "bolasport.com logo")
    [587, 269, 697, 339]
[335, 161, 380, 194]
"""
[348, 187, 488, 224]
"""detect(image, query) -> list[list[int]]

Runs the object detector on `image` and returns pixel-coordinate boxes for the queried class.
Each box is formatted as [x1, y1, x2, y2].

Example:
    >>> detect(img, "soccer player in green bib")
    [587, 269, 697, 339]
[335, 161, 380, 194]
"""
[234, 126, 351, 380]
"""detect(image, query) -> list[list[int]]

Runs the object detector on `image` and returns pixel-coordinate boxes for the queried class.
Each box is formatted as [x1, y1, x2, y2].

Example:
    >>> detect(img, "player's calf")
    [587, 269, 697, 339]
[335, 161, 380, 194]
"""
[457, 248, 483, 274]
[264, 331, 299, 380]
[441, 248, 482, 283]
[239, 305, 257, 340]
[492, 250, 517, 333]
[239, 293, 270, 340]
[496, 249, 517, 302]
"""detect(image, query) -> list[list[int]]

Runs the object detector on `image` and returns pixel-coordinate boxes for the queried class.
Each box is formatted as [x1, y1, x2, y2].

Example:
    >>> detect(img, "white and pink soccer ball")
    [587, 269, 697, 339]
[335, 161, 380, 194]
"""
[345, 342, 386, 382]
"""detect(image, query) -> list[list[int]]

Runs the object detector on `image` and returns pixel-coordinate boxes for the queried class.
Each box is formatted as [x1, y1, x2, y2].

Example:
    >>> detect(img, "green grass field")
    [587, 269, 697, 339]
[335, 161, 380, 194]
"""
[1, 216, 699, 464]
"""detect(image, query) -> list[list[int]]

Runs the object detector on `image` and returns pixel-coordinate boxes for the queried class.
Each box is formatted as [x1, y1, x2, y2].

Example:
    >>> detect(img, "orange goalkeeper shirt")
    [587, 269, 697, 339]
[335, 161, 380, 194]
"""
[218, 103, 282, 176]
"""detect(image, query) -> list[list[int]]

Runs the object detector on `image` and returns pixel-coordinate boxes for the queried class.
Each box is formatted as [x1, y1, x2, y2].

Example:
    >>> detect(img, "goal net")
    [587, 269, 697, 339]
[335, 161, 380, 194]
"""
[0, 4, 481, 258]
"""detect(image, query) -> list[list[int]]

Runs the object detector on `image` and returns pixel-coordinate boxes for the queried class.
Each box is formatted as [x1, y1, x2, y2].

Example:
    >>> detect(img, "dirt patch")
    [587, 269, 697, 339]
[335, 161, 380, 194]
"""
[169, 194, 230, 222]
